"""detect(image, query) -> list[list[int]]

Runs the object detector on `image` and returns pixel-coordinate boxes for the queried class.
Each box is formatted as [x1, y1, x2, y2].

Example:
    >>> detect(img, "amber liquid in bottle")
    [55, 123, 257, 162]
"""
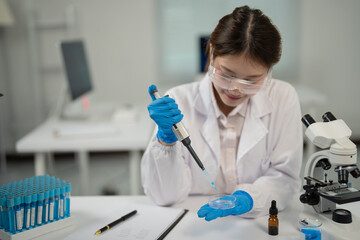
[268, 200, 279, 235]
[268, 214, 279, 235]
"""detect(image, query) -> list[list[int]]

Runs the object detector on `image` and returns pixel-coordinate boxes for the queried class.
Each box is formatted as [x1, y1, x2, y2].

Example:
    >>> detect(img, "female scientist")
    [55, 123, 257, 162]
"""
[141, 5, 303, 220]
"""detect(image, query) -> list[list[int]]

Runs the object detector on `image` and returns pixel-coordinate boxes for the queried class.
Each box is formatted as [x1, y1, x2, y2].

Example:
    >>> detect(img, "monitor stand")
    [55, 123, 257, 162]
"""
[50, 85, 92, 121]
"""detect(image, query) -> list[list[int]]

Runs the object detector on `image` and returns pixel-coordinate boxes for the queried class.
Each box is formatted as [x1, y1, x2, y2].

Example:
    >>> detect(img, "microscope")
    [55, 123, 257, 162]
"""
[300, 112, 360, 216]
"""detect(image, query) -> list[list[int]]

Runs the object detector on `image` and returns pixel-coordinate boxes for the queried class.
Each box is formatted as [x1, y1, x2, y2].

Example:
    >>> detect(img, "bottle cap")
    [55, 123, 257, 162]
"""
[49, 189, 54, 198]
[66, 183, 71, 192]
[332, 209, 352, 224]
[269, 200, 278, 215]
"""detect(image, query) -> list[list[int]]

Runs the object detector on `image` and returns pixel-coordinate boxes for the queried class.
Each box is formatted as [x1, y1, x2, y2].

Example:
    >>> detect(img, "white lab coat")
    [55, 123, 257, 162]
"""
[141, 75, 303, 218]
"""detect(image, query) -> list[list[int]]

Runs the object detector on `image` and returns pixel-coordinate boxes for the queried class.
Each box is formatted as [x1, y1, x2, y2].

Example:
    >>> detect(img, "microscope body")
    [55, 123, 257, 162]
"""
[300, 112, 360, 213]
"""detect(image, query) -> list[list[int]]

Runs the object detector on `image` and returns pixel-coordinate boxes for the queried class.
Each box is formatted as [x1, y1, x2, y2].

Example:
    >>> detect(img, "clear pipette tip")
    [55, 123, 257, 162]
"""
[202, 169, 219, 193]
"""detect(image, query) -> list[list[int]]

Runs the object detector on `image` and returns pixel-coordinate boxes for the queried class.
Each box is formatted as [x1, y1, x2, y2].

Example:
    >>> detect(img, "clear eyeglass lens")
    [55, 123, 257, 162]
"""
[209, 64, 271, 94]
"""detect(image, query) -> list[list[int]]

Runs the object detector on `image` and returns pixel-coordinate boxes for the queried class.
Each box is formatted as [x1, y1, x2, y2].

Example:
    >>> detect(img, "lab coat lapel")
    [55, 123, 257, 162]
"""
[195, 76, 221, 167]
[237, 90, 272, 162]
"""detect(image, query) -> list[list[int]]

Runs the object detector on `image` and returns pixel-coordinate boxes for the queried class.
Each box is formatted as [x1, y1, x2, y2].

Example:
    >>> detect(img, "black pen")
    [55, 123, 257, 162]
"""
[94, 210, 137, 235]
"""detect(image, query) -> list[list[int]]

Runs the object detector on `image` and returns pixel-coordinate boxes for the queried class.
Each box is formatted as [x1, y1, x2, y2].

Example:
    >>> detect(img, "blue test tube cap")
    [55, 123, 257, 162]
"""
[49, 189, 54, 198]
[7, 198, 14, 207]
[60, 186, 65, 195]
[31, 193, 38, 202]
[25, 195, 31, 204]
[14, 196, 21, 206]
[38, 192, 44, 201]
[55, 188, 60, 196]
[0, 197, 5, 206]
[65, 183, 71, 192]
[44, 190, 49, 199]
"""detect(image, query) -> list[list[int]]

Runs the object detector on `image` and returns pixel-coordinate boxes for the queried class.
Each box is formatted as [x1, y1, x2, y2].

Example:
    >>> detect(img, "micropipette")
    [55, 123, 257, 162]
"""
[149, 86, 218, 192]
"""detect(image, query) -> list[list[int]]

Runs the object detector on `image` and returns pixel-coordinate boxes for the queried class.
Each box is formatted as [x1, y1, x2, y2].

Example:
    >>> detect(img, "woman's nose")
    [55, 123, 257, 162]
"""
[228, 89, 242, 96]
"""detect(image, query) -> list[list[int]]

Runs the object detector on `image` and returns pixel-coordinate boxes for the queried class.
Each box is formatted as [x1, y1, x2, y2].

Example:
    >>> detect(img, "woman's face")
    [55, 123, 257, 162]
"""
[212, 54, 269, 108]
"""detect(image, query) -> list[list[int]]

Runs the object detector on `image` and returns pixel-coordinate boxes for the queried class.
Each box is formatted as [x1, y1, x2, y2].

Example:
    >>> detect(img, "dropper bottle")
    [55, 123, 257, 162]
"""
[268, 200, 279, 236]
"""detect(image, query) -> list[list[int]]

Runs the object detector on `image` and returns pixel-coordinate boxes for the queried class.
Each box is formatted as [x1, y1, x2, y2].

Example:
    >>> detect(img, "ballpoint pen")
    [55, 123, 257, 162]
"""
[94, 210, 137, 235]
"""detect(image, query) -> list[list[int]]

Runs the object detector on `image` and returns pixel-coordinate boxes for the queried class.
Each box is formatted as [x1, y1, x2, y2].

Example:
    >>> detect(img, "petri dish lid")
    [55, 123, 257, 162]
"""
[298, 218, 322, 229]
[208, 194, 236, 209]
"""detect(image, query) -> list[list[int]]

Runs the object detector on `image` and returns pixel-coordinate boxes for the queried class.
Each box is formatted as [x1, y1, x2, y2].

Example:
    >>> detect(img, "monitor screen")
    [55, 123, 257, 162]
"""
[61, 40, 93, 100]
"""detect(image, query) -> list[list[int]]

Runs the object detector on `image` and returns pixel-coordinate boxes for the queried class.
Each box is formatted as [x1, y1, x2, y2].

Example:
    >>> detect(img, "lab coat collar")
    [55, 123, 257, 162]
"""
[194, 75, 221, 167]
[194, 75, 274, 164]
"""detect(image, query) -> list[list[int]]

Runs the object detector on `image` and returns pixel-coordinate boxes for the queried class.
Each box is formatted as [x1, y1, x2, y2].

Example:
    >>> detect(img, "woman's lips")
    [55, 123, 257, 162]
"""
[225, 93, 242, 100]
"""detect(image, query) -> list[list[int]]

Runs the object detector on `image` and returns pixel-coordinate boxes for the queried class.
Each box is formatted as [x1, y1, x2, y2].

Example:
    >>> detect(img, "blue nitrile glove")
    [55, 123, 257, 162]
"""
[301, 229, 321, 240]
[147, 85, 184, 144]
[197, 191, 253, 221]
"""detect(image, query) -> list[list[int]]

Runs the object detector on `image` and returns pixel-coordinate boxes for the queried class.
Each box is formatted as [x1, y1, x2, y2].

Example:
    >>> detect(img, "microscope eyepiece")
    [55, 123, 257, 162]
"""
[301, 114, 316, 128]
[322, 112, 337, 122]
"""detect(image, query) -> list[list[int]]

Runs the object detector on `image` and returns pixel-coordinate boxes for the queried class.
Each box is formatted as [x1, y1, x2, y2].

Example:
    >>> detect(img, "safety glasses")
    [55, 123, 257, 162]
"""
[208, 53, 272, 95]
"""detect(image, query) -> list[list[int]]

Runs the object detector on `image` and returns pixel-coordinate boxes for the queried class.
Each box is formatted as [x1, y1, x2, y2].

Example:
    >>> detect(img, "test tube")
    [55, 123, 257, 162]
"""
[65, 183, 71, 217]
[7, 197, 16, 234]
[1, 197, 9, 232]
[0, 197, 3, 229]
[37, 192, 44, 226]
[30, 193, 37, 228]
[59, 186, 65, 219]
[48, 189, 54, 222]
[0, 197, 5, 230]
[42, 190, 49, 224]
[23, 194, 31, 230]
[14, 196, 23, 232]
[54, 187, 60, 221]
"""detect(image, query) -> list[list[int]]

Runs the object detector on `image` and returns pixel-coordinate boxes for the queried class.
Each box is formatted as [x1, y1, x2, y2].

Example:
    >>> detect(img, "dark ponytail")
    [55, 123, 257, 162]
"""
[206, 5, 282, 69]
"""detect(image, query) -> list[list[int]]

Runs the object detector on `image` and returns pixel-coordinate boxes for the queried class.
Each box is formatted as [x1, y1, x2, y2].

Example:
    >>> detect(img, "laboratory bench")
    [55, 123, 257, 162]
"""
[15, 108, 154, 196]
[7, 194, 359, 240]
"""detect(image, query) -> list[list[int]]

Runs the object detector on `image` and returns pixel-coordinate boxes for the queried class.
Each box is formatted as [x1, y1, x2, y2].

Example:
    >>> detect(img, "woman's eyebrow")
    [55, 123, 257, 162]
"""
[220, 64, 264, 78]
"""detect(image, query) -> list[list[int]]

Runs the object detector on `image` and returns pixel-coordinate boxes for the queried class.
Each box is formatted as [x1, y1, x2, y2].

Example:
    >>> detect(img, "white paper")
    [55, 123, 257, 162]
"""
[64, 203, 185, 240]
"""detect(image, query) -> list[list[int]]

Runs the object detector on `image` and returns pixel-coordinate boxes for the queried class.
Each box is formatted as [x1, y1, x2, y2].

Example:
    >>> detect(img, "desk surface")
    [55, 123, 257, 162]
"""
[16, 111, 154, 152]
[25, 195, 360, 240]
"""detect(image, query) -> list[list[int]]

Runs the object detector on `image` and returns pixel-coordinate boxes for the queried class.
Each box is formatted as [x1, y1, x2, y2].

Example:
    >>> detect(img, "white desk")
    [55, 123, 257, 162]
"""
[16, 109, 154, 195]
[19, 195, 360, 240]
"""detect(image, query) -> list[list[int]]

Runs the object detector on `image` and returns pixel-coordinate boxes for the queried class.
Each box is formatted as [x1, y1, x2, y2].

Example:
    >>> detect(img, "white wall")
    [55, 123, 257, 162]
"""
[1, 0, 157, 150]
[157, 0, 301, 85]
[1, 0, 360, 151]
[300, 0, 360, 138]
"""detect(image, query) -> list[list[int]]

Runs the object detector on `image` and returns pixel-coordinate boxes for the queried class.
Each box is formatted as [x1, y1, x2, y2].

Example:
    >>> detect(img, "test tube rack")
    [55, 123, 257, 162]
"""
[0, 175, 72, 239]
[0, 216, 73, 240]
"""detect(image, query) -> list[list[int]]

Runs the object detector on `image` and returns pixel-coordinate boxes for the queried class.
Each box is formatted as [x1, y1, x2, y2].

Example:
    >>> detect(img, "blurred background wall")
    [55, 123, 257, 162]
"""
[0, 0, 360, 153]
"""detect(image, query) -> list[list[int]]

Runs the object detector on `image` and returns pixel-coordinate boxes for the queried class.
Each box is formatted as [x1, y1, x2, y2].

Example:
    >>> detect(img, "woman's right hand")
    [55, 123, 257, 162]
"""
[147, 94, 183, 144]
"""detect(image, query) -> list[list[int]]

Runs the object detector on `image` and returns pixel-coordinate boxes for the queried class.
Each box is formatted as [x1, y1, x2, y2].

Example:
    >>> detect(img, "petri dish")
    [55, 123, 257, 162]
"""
[298, 218, 322, 240]
[298, 218, 322, 229]
[208, 194, 236, 209]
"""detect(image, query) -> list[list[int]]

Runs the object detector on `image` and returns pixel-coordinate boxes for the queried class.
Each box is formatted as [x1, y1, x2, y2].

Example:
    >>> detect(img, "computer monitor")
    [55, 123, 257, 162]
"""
[199, 36, 210, 73]
[60, 40, 93, 101]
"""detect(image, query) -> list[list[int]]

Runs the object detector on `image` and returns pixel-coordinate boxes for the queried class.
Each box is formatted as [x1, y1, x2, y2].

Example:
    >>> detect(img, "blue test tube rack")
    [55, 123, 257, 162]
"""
[0, 175, 73, 240]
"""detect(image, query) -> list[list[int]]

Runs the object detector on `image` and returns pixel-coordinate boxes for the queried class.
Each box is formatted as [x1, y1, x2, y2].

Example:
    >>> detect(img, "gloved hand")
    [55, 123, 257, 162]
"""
[301, 229, 321, 240]
[197, 191, 253, 221]
[147, 85, 183, 144]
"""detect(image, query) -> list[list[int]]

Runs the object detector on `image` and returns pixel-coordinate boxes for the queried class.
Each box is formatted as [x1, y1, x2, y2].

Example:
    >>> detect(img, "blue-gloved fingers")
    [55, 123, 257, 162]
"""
[205, 209, 223, 221]
[301, 229, 321, 240]
[233, 190, 254, 212]
[148, 85, 158, 101]
[197, 204, 212, 218]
